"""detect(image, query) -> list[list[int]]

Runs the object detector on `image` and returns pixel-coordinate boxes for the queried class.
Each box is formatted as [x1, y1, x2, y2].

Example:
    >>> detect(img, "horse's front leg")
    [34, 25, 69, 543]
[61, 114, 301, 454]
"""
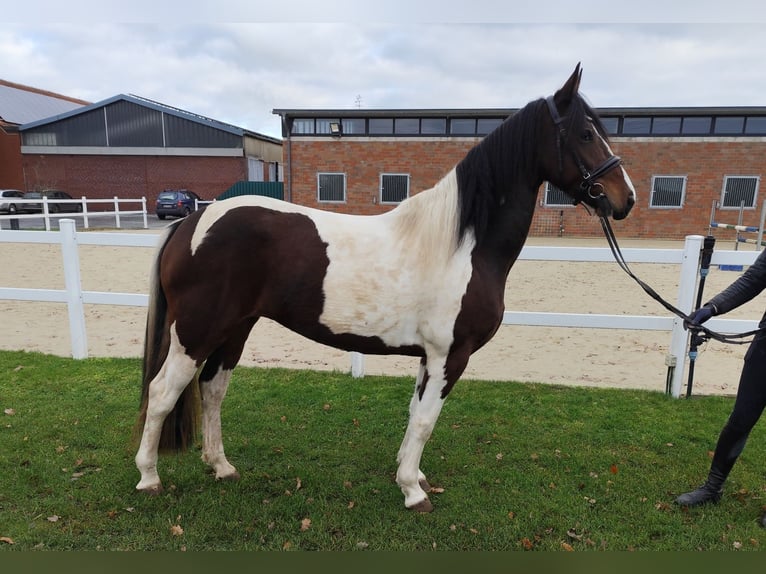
[396, 357, 449, 512]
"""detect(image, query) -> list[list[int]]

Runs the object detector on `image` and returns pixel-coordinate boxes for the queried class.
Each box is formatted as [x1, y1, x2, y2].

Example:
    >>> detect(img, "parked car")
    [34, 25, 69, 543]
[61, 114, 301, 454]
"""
[22, 190, 83, 213]
[155, 189, 203, 220]
[0, 189, 24, 214]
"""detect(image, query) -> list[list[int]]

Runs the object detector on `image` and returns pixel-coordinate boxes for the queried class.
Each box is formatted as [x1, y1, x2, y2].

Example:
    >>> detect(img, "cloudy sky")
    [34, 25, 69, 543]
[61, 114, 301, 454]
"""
[4, 1, 766, 139]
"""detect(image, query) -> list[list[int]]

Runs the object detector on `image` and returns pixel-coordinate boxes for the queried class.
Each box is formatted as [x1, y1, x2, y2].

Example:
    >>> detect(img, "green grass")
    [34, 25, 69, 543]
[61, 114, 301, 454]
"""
[0, 350, 764, 551]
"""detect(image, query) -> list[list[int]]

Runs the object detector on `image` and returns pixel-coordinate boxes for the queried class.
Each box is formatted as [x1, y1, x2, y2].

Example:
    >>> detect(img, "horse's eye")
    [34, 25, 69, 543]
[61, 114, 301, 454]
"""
[581, 129, 594, 142]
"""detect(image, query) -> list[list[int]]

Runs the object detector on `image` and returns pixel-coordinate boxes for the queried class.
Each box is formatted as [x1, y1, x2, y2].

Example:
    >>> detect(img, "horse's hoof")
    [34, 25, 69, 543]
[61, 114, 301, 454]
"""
[419, 478, 432, 492]
[408, 498, 434, 513]
[137, 484, 164, 496]
[216, 471, 241, 482]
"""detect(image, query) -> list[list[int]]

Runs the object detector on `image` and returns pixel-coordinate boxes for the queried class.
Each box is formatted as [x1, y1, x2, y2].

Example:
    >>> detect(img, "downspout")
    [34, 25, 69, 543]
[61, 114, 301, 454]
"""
[281, 114, 293, 203]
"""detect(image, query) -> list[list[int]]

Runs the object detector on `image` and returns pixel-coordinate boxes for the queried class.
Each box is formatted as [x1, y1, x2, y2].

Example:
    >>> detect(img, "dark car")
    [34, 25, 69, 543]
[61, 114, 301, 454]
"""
[22, 190, 83, 213]
[0, 189, 24, 214]
[155, 189, 202, 220]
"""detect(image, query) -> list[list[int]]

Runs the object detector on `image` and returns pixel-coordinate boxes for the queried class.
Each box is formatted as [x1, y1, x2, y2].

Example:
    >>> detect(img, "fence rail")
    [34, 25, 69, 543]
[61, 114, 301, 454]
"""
[0, 196, 148, 231]
[0, 220, 760, 397]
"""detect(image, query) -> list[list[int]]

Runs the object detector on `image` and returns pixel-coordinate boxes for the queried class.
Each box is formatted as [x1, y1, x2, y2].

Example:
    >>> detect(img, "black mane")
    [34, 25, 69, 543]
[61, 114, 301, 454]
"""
[455, 94, 606, 246]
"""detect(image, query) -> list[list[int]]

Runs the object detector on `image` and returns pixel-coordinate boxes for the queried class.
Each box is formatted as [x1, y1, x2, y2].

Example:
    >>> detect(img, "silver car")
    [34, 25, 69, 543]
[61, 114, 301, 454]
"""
[0, 189, 24, 214]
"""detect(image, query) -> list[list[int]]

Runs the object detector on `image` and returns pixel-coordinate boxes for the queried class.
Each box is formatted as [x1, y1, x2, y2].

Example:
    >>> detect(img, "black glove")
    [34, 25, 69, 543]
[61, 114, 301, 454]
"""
[684, 305, 715, 330]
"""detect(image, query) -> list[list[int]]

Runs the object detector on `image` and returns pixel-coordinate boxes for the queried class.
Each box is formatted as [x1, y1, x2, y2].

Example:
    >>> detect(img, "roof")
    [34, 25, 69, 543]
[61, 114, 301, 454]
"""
[0, 79, 89, 125]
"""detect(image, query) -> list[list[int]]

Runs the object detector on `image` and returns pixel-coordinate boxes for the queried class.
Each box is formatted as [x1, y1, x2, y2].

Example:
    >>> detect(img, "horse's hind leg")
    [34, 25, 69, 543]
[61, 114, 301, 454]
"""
[198, 319, 256, 482]
[135, 329, 199, 493]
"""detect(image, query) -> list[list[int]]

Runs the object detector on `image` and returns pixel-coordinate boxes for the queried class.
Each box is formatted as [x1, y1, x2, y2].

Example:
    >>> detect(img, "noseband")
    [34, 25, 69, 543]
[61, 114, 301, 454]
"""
[545, 96, 622, 208]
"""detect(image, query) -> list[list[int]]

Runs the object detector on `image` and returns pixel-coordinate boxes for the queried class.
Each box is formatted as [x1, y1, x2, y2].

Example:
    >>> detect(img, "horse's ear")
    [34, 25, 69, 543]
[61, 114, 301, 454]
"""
[554, 63, 582, 104]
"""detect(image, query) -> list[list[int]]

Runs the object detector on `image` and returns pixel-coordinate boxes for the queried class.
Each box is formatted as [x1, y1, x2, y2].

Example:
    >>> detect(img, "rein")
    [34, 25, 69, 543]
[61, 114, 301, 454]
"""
[598, 215, 764, 345]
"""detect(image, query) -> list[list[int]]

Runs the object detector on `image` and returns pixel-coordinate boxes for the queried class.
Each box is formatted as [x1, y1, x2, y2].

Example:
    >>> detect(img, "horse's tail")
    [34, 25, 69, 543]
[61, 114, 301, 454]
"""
[134, 220, 201, 453]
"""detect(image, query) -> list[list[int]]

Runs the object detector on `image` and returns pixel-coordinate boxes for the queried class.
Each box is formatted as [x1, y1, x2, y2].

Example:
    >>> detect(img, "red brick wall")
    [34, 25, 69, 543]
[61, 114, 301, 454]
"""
[284, 137, 766, 240]
[0, 131, 24, 190]
[20, 154, 247, 211]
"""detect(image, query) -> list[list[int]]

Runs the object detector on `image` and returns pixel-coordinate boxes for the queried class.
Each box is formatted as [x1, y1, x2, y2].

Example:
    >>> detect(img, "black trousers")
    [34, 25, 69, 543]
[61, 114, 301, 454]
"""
[711, 334, 766, 477]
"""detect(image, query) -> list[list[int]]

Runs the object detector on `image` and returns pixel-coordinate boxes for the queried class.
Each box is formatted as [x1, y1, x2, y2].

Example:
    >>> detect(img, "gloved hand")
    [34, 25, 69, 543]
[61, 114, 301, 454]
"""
[684, 305, 715, 330]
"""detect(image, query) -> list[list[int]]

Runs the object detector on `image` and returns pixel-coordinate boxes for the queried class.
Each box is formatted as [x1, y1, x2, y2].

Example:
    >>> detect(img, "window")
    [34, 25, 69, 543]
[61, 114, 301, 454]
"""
[681, 117, 712, 135]
[650, 175, 686, 208]
[318, 173, 346, 202]
[369, 118, 394, 134]
[381, 174, 409, 204]
[600, 117, 619, 135]
[721, 176, 759, 208]
[421, 118, 446, 134]
[394, 118, 419, 134]
[651, 117, 681, 135]
[342, 118, 365, 135]
[292, 119, 314, 134]
[544, 182, 573, 207]
[622, 117, 651, 135]
[714, 117, 745, 135]
[450, 118, 476, 135]
[315, 119, 340, 134]
[745, 117, 766, 134]
[477, 118, 503, 135]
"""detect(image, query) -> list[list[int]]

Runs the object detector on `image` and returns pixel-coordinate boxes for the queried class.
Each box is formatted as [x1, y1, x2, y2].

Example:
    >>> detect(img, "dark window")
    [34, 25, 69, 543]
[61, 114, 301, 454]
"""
[369, 118, 394, 134]
[381, 174, 409, 203]
[394, 118, 419, 134]
[421, 118, 447, 134]
[318, 173, 345, 202]
[622, 117, 651, 135]
[315, 119, 340, 134]
[722, 176, 759, 208]
[477, 118, 503, 135]
[544, 182, 573, 207]
[450, 118, 476, 135]
[600, 117, 619, 135]
[342, 118, 365, 135]
[681, 117, 712, 134]
[650, 176, 685, 208]
[745, 117, 766, 134]
[714, 117, 745, 135]
[651, 117, 681, 135]
[292, 118, 314, 134]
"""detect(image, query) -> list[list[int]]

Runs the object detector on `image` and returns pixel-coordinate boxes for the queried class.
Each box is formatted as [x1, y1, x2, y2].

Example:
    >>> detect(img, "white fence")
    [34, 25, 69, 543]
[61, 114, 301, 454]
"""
[0, 219, 760, 398]
[0, 196, 148, 230]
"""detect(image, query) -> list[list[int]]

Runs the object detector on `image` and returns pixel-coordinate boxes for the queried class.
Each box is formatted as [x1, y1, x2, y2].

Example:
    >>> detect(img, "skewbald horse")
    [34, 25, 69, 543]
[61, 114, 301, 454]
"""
[134, 64, 636, 512]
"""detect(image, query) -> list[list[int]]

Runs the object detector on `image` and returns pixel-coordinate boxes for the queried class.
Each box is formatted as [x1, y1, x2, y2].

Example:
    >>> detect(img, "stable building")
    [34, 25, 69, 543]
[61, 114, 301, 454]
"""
[19, 94, 282, 205]
[272, 107, 766, 240]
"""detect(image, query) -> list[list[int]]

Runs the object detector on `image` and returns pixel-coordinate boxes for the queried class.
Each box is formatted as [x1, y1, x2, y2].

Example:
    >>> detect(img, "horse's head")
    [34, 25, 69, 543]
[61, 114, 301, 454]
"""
[542, 64, 636, 220]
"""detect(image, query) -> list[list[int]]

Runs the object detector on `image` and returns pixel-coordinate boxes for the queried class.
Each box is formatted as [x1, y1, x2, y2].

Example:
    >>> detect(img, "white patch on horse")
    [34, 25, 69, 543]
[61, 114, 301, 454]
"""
[597, 131, 637, 202]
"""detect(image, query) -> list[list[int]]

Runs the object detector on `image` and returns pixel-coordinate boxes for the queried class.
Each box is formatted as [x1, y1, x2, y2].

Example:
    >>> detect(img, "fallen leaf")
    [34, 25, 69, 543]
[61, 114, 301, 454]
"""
[347, 501, 355, 509]
[521, 537, 534, 550]
[47, 515, 60, 522]
[0, 537, 14, 545]
[495, 453, 503, 460]
[300, 518, 311, 531]
[733, 541, 742, 549]
[561, 542, 574, 551]
[507, 511, 515, 520]
[431, 487, 445, 494]
[13, 365, 23, 372]
[3, 408, 15, 416]
[323, 403, 331, 411]
[610, 464, 618, 475]
[356, 541, 369, 549]
[295, 477, 302, 490]
[170, 524, 184, 536]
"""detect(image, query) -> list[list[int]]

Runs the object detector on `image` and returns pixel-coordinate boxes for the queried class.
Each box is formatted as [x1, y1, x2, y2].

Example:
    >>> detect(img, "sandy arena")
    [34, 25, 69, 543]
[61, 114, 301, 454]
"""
[1, 231, 762, 397]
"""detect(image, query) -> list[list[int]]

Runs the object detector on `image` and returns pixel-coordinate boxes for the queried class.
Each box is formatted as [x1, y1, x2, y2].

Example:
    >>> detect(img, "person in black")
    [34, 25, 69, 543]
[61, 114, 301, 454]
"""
[676, 247, 766, 528]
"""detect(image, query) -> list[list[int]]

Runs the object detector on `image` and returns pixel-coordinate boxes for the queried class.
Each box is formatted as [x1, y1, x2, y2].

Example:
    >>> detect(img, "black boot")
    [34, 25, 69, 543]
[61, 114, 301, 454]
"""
[675, 470, 725, 507]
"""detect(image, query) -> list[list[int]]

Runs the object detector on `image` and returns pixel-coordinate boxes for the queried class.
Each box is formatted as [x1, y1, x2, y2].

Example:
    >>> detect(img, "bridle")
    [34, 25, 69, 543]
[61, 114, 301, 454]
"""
[545, 95, 622, 210]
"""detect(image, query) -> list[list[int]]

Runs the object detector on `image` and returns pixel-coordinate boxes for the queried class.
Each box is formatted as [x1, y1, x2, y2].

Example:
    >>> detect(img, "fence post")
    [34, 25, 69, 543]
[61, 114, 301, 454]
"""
[42, 197, 51, 231]
[81, 196, 89, 229]
[59, 219, 88, 359]
[350, 352, 365, 378]
[141, 197, 148, 229]
[667, 234, 703, 397]
[113, 196, 121, 228]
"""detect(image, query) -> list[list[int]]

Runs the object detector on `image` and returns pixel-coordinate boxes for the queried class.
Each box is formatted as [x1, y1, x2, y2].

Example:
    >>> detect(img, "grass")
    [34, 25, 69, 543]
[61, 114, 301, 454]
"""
[0, 350, 765, 551]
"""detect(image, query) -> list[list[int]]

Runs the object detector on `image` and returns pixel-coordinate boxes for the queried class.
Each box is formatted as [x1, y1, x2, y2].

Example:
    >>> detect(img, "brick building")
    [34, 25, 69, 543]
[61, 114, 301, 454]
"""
[17, 94, 282, 207]
[272, 107, 766, 240]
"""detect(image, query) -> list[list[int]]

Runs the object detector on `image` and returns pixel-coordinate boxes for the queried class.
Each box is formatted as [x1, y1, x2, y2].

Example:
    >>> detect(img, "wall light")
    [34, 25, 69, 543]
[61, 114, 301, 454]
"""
[329, 121, 342, 136]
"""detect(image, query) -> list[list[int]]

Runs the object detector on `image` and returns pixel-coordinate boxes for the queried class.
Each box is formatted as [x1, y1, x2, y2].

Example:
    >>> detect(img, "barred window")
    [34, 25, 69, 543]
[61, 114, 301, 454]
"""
[380, 173, 409, 204]
[721, 176, 759, 209]
[650, 175, 686, 208]
[318, 173, 345, 202]
[544, 182, 573, 207]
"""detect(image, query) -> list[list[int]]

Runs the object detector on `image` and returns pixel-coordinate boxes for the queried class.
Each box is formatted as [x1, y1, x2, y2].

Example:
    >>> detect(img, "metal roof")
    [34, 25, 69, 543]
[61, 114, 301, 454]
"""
[0, 81, 87, 125]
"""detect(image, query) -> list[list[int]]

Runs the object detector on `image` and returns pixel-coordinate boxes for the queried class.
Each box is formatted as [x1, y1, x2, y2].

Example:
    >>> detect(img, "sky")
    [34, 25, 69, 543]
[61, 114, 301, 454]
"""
[4, 1, 766, 139]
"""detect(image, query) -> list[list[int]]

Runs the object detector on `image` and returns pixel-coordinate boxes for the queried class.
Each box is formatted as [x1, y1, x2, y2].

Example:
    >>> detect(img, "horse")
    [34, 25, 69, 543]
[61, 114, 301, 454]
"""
[134, 64, 636, 512]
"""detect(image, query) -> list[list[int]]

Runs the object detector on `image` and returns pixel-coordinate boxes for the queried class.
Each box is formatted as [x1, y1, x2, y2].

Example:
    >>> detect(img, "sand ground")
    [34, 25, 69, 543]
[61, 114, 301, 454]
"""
[1, 232, 762, 397]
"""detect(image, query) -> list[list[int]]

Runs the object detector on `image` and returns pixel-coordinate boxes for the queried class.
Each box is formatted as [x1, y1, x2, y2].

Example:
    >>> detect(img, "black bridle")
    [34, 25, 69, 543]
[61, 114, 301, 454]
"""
[545, 95, 622, 211]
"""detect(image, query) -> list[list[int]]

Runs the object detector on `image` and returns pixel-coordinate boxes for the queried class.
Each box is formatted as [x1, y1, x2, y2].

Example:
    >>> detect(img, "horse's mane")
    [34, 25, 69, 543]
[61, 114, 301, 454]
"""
[454, 93, 606, 246]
